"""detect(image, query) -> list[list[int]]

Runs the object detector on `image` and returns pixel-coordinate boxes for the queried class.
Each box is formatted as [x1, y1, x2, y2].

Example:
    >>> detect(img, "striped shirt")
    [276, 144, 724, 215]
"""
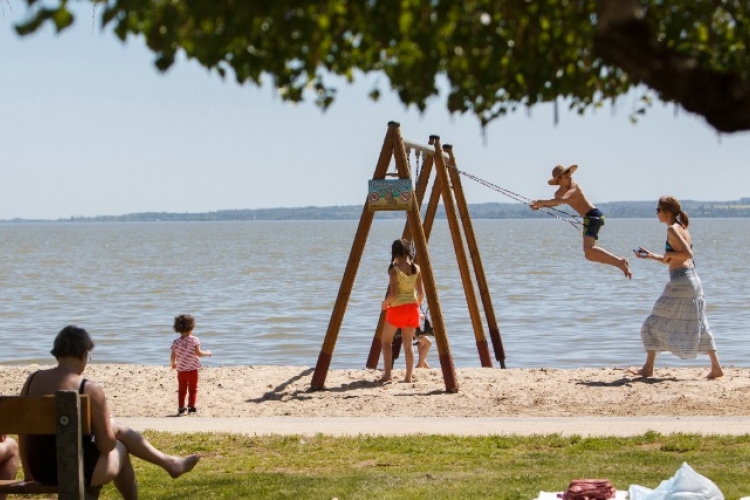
[171, 335, 202, 372]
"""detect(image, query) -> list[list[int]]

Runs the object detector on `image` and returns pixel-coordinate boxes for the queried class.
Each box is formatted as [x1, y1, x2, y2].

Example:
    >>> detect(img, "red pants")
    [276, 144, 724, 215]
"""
[177, 369, 199, 408]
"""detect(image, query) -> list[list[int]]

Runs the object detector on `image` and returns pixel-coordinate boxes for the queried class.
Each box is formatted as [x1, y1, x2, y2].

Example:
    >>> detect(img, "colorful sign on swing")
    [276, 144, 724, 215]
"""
[368, 179, 413, 211]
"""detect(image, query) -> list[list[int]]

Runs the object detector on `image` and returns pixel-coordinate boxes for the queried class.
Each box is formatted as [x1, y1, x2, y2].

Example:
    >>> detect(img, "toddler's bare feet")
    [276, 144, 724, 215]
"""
[167, 454, 200, 479]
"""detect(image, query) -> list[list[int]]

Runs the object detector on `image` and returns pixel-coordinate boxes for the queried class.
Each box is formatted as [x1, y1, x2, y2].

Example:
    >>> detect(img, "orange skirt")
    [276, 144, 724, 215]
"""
[385, 303, 420, 328]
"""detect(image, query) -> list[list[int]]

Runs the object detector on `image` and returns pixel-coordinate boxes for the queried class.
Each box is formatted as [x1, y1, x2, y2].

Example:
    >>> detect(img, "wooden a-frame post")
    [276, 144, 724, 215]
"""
[430, 136, 494, 367]
[311, 121, 459, 392]
[444, 144, 506, 367]
[363, 135, 437, 370]
[365, 137, 506, 368]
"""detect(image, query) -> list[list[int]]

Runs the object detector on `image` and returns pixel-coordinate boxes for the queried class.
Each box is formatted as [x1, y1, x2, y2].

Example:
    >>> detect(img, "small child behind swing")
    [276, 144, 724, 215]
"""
[415, 310, 433, 368]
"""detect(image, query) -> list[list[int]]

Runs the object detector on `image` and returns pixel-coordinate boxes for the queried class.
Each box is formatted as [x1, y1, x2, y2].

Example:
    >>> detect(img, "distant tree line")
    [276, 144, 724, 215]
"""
[25, 197, 745, 222]
[2, 199, 748, 223]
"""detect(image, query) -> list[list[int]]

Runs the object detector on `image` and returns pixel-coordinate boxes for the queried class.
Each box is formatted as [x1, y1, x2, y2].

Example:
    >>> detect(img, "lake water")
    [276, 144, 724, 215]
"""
[0, 218, 748, 370]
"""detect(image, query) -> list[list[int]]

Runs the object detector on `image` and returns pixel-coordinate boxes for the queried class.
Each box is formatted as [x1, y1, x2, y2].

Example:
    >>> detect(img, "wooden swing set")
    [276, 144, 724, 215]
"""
[310, 121, 506, 393]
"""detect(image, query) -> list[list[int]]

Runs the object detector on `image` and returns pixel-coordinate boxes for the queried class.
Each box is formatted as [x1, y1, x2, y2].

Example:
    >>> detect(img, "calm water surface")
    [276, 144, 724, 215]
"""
[1, 219, 748, 370]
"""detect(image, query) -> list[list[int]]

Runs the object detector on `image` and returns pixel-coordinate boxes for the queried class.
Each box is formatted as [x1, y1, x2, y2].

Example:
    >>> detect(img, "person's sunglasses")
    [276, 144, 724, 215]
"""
[656, 207, 663, 213]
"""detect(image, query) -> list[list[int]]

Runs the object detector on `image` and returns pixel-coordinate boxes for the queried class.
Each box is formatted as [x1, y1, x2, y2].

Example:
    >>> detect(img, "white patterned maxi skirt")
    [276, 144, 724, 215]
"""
[640, 267, 717, 358]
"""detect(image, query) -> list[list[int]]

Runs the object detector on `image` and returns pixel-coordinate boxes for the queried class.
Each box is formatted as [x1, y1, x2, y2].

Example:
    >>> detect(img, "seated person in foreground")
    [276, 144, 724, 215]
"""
[19, 325, 200, 500]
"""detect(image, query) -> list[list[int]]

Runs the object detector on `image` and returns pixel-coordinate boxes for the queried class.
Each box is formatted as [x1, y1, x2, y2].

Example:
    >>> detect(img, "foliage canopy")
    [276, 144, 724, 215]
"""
[16, 0, 750, 132]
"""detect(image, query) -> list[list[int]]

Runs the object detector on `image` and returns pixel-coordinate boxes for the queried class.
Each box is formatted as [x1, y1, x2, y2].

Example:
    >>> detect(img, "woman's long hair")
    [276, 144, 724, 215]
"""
[388, 239, 417, 273]
[659, 196, 690, 228]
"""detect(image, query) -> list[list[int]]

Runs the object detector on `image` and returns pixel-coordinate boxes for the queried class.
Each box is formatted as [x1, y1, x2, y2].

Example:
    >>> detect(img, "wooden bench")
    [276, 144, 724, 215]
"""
[0, 390, 101, 500]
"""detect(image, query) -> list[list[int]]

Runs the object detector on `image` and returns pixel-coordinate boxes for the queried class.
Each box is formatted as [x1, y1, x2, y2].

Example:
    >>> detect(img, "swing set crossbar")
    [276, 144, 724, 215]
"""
[403, 139, 449, 158]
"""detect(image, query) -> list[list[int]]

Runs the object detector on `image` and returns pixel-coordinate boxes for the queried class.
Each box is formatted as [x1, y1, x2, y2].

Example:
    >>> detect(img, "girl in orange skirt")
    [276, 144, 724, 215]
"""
[379, 239, 424, 383]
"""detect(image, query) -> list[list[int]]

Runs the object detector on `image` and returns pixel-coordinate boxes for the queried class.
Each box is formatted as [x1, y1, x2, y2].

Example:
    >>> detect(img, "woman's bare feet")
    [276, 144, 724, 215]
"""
[707, 352, 723, 380]
[416, 361, 430, 369]
[627, 367, 653, 378]
[166, 454, 200, 479]
[377, 375, 392, 385]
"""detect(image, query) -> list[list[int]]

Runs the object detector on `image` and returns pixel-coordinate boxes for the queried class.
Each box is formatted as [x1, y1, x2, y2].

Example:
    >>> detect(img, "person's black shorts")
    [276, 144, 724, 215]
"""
[583, 208, 605, 240]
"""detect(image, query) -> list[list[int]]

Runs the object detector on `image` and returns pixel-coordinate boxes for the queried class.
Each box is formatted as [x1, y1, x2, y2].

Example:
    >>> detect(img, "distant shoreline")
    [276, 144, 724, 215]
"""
[3, 198, 750, 223]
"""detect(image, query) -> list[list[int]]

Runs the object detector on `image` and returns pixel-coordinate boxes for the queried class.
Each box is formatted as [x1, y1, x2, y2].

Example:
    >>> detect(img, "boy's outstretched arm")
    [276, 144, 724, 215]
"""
[531, 184, 578, 210]
[530, 197, 564, 210]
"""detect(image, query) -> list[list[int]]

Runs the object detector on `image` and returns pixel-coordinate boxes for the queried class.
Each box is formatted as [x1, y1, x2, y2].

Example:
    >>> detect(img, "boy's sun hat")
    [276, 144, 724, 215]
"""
[548, 164, 578, 185]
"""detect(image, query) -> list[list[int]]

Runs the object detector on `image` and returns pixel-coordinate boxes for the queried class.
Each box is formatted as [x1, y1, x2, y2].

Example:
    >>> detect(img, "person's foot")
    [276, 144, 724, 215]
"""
[187, 406, 197, 414]
[177, 407, 187, 416]
[416, 362, 430, 369]
[166, 454, 201, 479]
[377, 375, 392, 385]
[707, 368, 724, 380]
[627, 367, 653, 378]
[620, 258, 632, 279]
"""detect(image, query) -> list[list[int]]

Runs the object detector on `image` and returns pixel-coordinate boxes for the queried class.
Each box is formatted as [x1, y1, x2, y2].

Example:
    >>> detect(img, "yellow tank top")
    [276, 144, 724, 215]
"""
[390, 267, 419, 307]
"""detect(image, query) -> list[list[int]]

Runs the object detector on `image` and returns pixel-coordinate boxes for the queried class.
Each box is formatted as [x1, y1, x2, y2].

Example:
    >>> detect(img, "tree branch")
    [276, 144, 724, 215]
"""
[594, 0, 750, 133]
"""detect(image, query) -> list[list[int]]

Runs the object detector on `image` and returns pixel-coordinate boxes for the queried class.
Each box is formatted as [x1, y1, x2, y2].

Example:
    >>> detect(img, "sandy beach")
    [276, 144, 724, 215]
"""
[2, 364, 748, 419]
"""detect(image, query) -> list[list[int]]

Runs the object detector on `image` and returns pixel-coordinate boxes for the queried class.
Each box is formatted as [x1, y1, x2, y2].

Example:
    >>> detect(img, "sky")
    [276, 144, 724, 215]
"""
[2, 3, 750, 220]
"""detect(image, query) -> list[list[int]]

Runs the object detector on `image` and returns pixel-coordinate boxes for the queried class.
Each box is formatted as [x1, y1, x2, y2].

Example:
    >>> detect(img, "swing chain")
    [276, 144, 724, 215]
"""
[446, 164, 583, 230]
[414, 150, 421, 184]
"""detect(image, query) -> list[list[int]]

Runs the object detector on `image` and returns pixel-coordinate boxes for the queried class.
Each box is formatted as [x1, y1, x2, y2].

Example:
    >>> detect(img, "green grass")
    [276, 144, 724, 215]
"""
[99, 431, 750, 499]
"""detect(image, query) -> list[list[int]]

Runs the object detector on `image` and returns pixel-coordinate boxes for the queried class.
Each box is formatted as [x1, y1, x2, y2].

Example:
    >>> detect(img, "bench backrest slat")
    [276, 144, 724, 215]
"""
[0, 391, 94, 499]
[0, 394, 91, 434]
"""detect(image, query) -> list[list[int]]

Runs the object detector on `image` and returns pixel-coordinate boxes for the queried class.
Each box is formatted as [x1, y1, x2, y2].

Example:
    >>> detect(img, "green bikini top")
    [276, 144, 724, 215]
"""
[665, 241, 693, 252]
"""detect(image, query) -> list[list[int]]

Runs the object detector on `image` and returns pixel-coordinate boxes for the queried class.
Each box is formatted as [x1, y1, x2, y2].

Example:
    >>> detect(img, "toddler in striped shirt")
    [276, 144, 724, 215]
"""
[170, 314, 212, 415]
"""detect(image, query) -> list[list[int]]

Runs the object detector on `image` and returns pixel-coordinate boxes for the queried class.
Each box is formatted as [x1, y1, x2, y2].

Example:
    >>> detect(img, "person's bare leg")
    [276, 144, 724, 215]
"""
[379, 323, 398, 383]
[401, 328, 415, 382]
[583, 237, 631, 279]
[91, 442, 137, 500]
[416, 336, 432, 368]
[629, 351, 657, 377]
[0, 436, 19, 500]
[707, 351, 724, 379]
[112, 423, 199, 478]
[112, 455, 137, 500]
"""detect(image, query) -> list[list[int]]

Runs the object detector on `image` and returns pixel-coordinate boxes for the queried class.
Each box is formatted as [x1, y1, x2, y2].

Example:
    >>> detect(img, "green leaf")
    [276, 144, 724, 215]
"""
[53, 7, 74, 32]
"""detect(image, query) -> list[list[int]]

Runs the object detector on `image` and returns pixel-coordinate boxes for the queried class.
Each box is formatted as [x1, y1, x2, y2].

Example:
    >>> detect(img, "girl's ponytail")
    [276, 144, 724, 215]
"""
[678, 210, 690, 228]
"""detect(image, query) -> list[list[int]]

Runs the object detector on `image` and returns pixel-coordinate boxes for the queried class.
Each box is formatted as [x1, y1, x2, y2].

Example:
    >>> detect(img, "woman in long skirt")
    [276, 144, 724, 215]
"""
[632, 196, 723, 379]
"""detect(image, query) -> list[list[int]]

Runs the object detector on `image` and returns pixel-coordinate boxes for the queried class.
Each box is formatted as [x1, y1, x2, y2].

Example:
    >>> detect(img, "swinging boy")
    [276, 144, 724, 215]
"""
[530, 164, 632, 279]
